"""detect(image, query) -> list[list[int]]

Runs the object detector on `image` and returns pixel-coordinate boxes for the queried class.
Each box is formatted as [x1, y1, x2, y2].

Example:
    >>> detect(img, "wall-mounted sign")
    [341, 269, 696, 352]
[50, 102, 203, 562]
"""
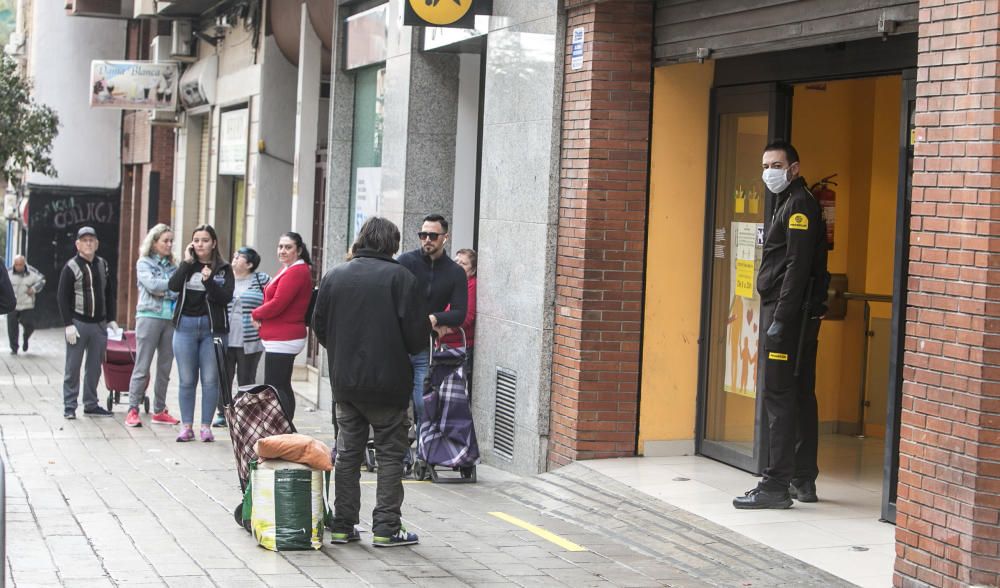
[219, 108, 249, 176]
[571, 28, 585, 70]
[403, 0, 492, 29]
[345, 4, 388, 71]
[89, 61, 178, 110]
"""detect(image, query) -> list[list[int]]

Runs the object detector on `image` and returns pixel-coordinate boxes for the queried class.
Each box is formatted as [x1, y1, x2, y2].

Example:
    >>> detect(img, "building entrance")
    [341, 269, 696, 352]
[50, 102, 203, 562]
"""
[697, 73, 915, 522]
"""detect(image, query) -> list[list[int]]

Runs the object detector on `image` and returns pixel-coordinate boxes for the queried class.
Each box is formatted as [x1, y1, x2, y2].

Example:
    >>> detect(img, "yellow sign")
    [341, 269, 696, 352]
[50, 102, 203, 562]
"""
[768, 352, 788, 361]
[789, 213, 809, 231]
[404, 0, 491, 27]
[735, 259, 755, 299]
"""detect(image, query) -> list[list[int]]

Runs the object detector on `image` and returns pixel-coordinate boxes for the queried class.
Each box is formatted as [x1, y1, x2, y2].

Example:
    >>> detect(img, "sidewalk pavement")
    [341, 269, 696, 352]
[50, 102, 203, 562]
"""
[0, 327, 854, 587]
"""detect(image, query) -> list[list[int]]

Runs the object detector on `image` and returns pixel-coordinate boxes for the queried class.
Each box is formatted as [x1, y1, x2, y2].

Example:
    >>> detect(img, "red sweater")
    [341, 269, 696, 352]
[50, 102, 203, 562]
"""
[251, 262, 313, 342]
[440, 276, 476, 349]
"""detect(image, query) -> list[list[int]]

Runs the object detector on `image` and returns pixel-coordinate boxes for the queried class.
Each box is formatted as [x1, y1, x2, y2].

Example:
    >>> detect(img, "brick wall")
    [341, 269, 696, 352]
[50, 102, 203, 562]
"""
[895, 1, 1000, 586]
[549, 0, 653, 467]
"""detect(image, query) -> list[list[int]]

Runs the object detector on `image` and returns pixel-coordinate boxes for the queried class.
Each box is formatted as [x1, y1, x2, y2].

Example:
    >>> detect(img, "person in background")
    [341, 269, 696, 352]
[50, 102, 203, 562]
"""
[59, 226, 119, 419]
[168, 225, 234, 442]
[313, 216, 429, 547]
[125, 224, 181, 428]
[8, 255, 45, 355]
[250, 232, 313, 423]
[396, 214, 467, 436]
[439, 249, 477, 381]
[213, 246, 270, 428]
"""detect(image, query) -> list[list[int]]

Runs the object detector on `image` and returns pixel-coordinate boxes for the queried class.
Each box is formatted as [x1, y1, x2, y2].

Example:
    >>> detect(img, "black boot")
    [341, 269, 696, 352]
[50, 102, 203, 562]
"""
[790, 479, 818, 503]
[733, 485, 792, 509]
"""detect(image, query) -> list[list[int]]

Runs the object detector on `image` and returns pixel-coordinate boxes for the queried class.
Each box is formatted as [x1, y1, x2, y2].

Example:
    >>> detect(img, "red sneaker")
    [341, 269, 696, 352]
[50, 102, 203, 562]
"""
[151, 409, 180, 425]
[125, 408, 141, 428]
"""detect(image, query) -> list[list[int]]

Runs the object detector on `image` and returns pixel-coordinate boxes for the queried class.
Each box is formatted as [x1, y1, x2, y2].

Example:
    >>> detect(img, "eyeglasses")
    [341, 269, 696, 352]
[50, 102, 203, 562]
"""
[418, 232, 441, 241]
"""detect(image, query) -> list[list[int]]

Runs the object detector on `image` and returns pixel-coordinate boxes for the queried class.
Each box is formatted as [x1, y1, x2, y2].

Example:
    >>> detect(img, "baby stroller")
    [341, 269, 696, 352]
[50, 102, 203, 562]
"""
[103, 331, 149, 413]
[213, 338, 296, 531]
[413, 330, 479, 483]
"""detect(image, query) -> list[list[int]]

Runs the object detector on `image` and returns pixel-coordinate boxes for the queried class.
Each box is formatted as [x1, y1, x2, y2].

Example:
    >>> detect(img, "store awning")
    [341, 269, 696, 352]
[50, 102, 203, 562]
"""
[157, 0, 230, 18]
[269, 0, 333, 73]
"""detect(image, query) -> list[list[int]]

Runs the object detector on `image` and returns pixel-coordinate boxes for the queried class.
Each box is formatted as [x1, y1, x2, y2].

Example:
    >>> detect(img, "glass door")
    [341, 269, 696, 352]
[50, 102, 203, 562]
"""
[697, 84, 790, 472]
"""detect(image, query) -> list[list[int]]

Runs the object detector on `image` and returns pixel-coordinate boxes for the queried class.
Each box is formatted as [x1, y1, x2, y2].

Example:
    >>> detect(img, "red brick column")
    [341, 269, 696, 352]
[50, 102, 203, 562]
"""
[896, 1, 1000, 586]
[549, 0, 652, 467]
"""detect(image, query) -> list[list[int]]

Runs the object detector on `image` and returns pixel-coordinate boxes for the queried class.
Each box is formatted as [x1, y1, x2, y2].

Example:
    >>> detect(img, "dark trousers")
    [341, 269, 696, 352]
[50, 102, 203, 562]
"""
[760, 301, 821, 491]
[217, 347, 262, 416]
[7, 309, 34, 351]
[264, 351, 296, 422]
[63, 320, 107, 412]
[333, 401, 409, 537]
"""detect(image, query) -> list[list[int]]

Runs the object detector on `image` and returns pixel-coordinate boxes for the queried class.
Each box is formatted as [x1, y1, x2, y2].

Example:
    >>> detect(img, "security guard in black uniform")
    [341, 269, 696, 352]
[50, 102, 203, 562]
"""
[734, 140, 830, 510]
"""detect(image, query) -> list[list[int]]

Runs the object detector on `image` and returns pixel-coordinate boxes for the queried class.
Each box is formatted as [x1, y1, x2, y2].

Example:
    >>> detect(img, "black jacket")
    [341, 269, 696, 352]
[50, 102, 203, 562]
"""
[168, 259, 234, 334]
[0, 265, 16, 315]
[396, 249, 467, 327]
[758, 177, 830, 323]
[312, 249, 430, 409]
[57, 255, 116, 325]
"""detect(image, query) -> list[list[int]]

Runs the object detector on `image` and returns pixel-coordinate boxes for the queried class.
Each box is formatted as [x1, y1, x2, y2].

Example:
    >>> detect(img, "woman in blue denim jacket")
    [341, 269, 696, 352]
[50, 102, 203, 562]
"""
[125, 224, 180, 428]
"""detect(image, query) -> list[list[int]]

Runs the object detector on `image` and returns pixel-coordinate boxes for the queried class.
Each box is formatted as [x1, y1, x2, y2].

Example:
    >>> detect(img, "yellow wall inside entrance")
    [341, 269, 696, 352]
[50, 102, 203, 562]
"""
[790, 76, 900, 433]
[638, 62, 714, 453]
[638, 71, 901, 452]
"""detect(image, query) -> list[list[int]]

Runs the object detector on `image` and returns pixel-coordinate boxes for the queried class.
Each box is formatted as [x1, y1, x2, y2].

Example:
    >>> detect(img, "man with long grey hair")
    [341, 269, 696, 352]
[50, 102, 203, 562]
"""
[312, 217, 429, 548]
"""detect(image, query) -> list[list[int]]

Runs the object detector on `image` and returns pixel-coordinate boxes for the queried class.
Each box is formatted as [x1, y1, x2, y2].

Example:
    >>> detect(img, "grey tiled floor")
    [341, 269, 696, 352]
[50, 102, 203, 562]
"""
[0, 327, 851, 586]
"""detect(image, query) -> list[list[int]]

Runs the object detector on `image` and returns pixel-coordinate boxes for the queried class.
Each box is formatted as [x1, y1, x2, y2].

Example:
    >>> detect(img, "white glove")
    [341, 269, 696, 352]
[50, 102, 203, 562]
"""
[107, 321, 120, 332]
[65, 325, 79, 345]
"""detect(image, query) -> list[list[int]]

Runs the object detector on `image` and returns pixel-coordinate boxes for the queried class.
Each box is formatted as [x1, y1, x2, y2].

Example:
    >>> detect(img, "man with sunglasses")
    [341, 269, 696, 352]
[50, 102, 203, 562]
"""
[397, 214, 468, 443]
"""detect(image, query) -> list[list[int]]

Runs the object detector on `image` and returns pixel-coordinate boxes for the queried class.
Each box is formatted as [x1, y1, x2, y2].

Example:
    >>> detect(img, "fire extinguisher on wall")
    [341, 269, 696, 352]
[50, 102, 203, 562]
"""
[810, 174, 837, 250]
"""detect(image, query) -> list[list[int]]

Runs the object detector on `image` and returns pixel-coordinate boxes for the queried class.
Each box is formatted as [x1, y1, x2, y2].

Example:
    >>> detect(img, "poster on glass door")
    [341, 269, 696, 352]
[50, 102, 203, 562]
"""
[724, 222, 763, 398]
[354, 167, 382, 240]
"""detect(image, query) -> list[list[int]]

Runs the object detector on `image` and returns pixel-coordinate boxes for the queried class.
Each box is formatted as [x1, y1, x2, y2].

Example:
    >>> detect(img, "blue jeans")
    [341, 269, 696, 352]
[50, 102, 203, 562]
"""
[409, 351, 429, 433]
[172, 315, 221, 426]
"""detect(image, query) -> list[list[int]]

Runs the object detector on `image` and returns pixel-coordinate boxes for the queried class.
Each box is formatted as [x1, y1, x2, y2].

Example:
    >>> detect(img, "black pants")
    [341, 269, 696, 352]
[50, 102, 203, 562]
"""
[217, 347, 262, 416]
[264, 351, 297, 422]
[333, 401, 409, 537]
[760, 301, 821, 491]
[7, 309, 34, 351]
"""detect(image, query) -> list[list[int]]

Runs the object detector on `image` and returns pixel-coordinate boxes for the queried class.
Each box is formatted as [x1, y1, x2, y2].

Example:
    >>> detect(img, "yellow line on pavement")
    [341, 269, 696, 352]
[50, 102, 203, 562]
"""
[488, 512, 587, 552]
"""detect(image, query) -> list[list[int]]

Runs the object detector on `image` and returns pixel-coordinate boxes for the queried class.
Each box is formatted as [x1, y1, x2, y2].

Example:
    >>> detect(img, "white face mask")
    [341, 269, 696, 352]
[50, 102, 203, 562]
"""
[762, 167, 791, 194]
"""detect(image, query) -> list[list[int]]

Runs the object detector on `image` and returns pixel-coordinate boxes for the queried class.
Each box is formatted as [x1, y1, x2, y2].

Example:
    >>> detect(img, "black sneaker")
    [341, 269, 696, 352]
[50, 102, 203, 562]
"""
[83, 406, 113, 417]
[22, 339, 28, 352]
[790, 480, 818, 503]
[64, 410, 76, 420]
[733, 486, 792, 510]
[9, 349, 16, 355]
[330, 526, 362, 544]
[372, 527, 419, 547]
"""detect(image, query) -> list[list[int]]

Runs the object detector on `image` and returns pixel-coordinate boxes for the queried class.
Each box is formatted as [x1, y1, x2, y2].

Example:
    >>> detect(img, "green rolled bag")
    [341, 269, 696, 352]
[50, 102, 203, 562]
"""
[243, 460, 332, 551]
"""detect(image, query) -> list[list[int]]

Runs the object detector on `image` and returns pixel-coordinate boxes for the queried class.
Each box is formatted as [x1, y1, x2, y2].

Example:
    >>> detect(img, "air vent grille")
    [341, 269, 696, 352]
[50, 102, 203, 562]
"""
[493, 367, 517, 461]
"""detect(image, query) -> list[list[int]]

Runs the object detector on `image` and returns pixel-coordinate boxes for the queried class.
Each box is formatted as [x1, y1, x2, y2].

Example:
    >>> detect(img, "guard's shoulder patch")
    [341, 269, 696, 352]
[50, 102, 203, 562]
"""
[789, 213, 809, 231]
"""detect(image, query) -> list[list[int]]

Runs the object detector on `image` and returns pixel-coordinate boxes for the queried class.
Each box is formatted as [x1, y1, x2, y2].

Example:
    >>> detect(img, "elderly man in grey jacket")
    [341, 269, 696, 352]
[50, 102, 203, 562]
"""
[8, 255, 45, 355]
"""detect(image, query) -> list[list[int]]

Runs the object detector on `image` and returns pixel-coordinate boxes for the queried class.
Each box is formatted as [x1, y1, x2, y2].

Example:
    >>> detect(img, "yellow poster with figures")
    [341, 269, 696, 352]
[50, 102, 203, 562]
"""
[724, 222, 763, 398]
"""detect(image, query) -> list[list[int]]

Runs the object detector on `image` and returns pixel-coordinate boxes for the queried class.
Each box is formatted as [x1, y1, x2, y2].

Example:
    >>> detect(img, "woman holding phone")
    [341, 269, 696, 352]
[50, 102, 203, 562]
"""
[168, 225, 234, 442]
